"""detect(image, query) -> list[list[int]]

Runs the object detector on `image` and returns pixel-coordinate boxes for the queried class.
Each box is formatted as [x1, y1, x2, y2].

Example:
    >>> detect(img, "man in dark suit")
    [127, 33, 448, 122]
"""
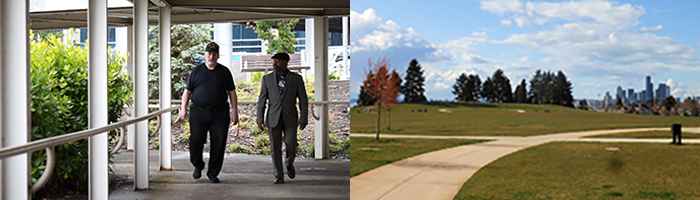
[256, 52, 309, 184]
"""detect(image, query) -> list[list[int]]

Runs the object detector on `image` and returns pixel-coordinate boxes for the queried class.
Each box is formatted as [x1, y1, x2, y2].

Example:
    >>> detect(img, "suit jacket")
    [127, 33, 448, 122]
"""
[256, 71, 309, 128]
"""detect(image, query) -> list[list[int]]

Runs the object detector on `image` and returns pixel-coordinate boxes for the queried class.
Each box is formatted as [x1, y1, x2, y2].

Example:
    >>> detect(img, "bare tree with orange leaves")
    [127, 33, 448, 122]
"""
[362, 57, 401, 140]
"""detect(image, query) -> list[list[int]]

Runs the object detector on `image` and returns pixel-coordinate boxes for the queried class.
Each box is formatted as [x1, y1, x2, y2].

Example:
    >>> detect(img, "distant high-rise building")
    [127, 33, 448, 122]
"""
[628, 88, 635, 103]
[604, 91, 613, 107]
[641, 90, 647, 103]
[646, 76, 653, 101]
[656, 83, 669, 100]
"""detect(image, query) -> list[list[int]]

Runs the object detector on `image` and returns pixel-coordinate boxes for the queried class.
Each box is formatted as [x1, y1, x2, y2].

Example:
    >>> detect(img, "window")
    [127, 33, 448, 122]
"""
[233, 48, 261, 53]
[329, 32, 343, 46]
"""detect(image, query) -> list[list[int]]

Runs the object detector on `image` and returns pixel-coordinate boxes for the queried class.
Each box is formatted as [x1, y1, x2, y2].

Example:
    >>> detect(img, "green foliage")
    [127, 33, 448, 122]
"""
[339, 138, 351, 154]
[253, 134, 270, 148]
[251, 71, 265, 82]
[251, 20, 299, 54]
[256, 147, 271, 155]
[401, 59, 427, 103]
[453, 73, 481, 102]
[329, 134, 339, 145]
[29, 32, 131, 195]
[228, 144, 253, 153]
[329, 71, 341, 80]
[148, 24, 214, 99]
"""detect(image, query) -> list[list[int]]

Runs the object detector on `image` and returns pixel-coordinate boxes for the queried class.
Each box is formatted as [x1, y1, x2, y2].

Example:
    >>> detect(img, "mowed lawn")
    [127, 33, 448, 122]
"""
[586, 131, 700, 139]
[350, 137, 484, 177]
[456, 142, 700, 199]
[351, 103, 700, 136]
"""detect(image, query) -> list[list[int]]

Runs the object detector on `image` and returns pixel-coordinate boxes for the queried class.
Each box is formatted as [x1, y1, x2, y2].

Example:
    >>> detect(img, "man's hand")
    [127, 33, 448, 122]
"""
[230, 112, 239, 125]
[176, 108, 188, 124]
[257, 121, 265, 131]
[298, 122, 308, 130]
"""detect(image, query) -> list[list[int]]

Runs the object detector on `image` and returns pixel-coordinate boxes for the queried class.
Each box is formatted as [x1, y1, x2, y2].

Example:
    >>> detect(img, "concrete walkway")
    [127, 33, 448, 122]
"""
[349, 127, 700, 200]
[109, 151, 349, 200]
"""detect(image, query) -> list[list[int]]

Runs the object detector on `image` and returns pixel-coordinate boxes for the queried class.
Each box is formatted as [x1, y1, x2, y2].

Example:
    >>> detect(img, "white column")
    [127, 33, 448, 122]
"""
[311, 17, 330, 159]
[342, 16, 349, 80]
[87, 0, 109, 198]
[134, 0, 150, 190]
[214, 23, 234, 78]
[305, 20, 315, 79]
[126, 25, 135, 151]
[159, 6, 173, 171]
[0, 0, 30, 199]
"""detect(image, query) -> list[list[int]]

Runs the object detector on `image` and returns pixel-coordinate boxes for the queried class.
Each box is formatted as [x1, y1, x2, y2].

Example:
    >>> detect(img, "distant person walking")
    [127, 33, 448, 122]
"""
[256, 52, 309, 184]
[178, 42, 239, 183]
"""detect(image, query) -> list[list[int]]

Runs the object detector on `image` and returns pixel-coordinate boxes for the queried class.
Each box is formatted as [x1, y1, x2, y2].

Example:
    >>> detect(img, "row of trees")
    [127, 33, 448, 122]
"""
[357, 59, 427, 106]
[452, 69, 574, 107]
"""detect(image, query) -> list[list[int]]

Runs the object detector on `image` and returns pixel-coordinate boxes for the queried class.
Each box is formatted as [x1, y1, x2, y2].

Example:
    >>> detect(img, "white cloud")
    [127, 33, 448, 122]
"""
[514, 16, 530, 27]
[639, 25, 663, 32]
[480, 0, 523, 16]
[501, 19, 512, 26]
[473, 31, 487, 36]
[351, 8, 432, 53]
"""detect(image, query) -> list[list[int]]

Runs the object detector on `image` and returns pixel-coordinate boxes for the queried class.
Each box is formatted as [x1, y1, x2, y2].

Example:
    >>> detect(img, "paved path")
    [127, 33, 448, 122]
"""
[349, 127, 700, 200]
[109, 151, 349, 200]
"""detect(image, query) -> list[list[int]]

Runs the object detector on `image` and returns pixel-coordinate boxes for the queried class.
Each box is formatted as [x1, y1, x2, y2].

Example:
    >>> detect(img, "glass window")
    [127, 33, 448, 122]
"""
[294, 47, 305, 52]
[329, 32, 343, 46]
[233, 25, 242, 40]
[80, 29, 88, 43]
[294, 30, 305, 38]
[242, 26, 258, 39]
[295, 40, 305, 45]
[233, 41, 262, 46]
[233, 48, 261, 53]
[108, 28, 116, 42]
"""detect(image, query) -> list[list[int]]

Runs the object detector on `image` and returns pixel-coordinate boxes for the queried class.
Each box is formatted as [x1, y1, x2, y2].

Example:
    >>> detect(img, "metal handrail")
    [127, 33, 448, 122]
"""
[29, 146, 54, 194]
[0, 106, 179, 160]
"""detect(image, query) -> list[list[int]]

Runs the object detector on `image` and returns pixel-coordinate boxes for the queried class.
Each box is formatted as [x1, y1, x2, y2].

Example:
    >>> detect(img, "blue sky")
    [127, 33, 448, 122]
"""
[350, 0, 700, 101]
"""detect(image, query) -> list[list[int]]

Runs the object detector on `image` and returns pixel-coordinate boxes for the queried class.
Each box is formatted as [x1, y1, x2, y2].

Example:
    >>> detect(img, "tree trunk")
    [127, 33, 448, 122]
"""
[376, 105, 381, 140]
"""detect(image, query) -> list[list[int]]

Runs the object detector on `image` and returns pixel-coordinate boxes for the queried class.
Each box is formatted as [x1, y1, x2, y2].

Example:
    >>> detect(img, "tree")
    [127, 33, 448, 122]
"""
[148, 24, 214, 100]
[514, 79, 527, 103]
[357, 84, 376, 106]
[452, 73, 481, 102]
[578, 99, 589, 110]
[482, 78, 497, 102]
[615, 96, 623, 107]
[387, 71, 402, 130]
[554, 71, 574, 107]
[250, 20, 299, 54]
[490, 69, 512, 102]
[661, 96, 677, 113]
[453, 73, 469, 102]
[401, 59, 427, 103]
[362, 58, 401, 140]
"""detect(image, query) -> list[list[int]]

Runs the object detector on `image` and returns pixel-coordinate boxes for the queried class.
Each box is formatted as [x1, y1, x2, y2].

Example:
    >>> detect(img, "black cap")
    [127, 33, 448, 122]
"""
[205, 42, 219, 54]
[271, 53, 290, 61]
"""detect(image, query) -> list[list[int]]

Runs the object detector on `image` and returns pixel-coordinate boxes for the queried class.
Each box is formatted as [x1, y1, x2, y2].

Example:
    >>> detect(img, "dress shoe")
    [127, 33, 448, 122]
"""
[287, 165, 296, 179]
[274, 178, 284, 184]
[193, 167, 203, 179]
[208, 175, 220, 183]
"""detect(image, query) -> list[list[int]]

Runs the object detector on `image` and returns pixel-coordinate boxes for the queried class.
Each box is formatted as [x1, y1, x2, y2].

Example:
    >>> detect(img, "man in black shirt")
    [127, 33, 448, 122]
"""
[178, 42, 239, 183]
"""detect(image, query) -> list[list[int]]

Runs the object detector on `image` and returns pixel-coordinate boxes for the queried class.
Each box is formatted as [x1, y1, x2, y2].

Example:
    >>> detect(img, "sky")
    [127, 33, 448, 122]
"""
[350, 0, 700, 101]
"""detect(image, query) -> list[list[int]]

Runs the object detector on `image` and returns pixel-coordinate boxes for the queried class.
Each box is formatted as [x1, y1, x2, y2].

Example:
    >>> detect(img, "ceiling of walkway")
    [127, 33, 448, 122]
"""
[29, 0, 349, 30]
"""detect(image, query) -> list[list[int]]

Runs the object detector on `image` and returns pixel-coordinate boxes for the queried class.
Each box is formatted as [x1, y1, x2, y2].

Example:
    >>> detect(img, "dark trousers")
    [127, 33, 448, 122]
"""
[269, 118, 298, 179]
[189, 106, 230, 177]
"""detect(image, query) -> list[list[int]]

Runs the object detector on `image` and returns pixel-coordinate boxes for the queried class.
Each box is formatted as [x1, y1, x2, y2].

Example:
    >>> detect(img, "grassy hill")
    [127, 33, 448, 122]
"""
[351, 103, 700, 136]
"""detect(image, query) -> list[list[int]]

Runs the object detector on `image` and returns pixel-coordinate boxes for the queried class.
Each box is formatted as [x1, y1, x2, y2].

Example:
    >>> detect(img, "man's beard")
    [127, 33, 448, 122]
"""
[207, 61, 216, 66]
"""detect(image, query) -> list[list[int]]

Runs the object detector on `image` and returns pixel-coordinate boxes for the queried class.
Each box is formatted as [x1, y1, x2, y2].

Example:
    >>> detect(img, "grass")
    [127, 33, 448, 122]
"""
[351, 103, 700, 136]
[456, 142, 700, 199]
[586, 131, 700, 139]
[350, 136, 484, 177]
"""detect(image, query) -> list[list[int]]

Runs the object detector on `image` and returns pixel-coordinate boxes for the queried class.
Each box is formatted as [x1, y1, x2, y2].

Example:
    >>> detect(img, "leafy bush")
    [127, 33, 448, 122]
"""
[30, 31, 131, 197]
[256, 147, 271, 155]
[253, 134, 270, 148]
[329, 71, 341, 80]
[339, 138, 350, 154]
[228, 144, 252, 153]
[251, 71, 265, 83]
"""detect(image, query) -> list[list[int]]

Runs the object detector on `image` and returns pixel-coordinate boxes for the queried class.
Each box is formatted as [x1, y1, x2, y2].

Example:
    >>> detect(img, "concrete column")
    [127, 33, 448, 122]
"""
[134, 0, 150, 190]
[0, 0, 30, 199]
[311, 17, 330, 159]
[159, 6, 173, 171]
[87, 0, 109, 198]
[126, 25, 135, 151]
[342, 16, 349, 80]
[214, 23, 234, 79]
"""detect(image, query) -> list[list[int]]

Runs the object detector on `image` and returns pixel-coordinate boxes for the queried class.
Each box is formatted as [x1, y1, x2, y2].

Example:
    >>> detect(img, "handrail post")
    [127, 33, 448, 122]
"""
[134, 0, 150, 190]
[159, 6, 173, 171]
[1, 0, 30, 199]
[87, 0, 109, 198]
[309, 17, 330, 159]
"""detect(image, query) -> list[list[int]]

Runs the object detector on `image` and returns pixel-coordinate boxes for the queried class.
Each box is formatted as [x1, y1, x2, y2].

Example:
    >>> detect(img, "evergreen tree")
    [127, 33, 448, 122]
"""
[514, 79, 527, 103]
[452, 73, 469, 102]
[555, 71, 574, 107]
[467, 74, 482, 102]
[491, 69, 513, 102]
[578, 99, 589, 110]
[357, 82, 375, 106]
[482, 78, 497, 102]
[401, 59, 427, 103]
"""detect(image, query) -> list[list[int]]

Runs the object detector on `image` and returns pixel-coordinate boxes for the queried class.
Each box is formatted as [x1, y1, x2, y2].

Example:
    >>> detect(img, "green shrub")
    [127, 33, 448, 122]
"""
[29, 31, 131, 196]
[256, 147, 271, 155]
[251, 71, 265, 83]
[339, 138, 350, 154]
[329, 134, 339, 145]
[228, 144, 252, 153]
[329, 71, 341, 80]
[254, 134, 270, 148]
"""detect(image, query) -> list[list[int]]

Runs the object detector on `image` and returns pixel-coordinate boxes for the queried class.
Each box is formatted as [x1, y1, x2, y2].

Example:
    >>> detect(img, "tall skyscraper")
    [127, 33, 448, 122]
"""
[646, 76, 653, 101]
[656, 83, 668, 100]
[628, 88, 635, 103]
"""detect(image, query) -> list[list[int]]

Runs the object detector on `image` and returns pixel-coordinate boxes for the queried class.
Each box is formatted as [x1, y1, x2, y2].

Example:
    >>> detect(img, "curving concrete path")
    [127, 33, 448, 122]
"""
[349, 127, 700, 200]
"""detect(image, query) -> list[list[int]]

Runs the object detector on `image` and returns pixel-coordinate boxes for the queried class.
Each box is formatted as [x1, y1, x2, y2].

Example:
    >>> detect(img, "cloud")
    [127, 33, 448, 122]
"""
[480, 0, 523, 16]
[481, 0, 645, 27]
[639, 25, 663, 32]
[473, 31, 487, 36]
[514, 16, 530, 27]
[350, 8, 434, 54]
[501, 19, 512, 26]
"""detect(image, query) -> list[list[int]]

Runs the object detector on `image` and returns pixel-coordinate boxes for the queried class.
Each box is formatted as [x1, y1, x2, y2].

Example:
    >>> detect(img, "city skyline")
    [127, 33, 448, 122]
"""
[350, 0, 700, 101]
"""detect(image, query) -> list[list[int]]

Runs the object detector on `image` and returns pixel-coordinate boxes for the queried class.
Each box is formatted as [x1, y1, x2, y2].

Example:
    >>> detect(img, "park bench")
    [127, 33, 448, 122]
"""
[241, 53, 310, 73]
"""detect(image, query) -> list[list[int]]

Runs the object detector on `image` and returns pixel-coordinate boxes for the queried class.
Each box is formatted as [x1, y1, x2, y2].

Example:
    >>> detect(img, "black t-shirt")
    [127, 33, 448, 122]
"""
[186, 63, 236, 107]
